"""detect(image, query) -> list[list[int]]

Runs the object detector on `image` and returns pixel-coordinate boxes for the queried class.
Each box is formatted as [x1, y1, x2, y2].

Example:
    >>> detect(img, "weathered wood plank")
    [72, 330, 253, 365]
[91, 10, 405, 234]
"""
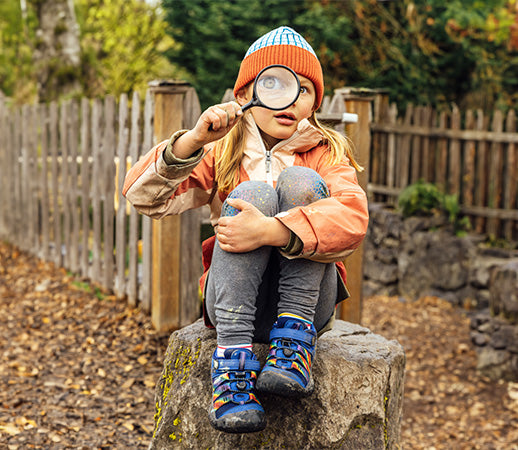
[80, 98, 91, 278]
[398, 104, 413, 188]
[503, 110, 517, 240]
[0, 99, 7, 237]
[20, 105, 30, 251]
[487, 110, 504, 237]
[463, 110, 476, 208]
[435, 110, 448, 189]
[28, 105, 39, 252]
[140, 89, 154, 312]
[151, 86, 184, 330]
[40, 104, 51, 260]
[103, 96, 116, 291]
[410, 105, 422, 184]
[49, 102, 62, 266]
[180, 87, 202, 327]
[127, 91, 141, 306]
[91, 99, 103, 283]
[448, 105, 461, 195]
[420, 106, 432, 181]
[60, 101, 71, 269]
[474, 110, 488, 233]
[385, 103, 397, 196]
[115, 94, 129, 299]
[68, 100, 80, 273]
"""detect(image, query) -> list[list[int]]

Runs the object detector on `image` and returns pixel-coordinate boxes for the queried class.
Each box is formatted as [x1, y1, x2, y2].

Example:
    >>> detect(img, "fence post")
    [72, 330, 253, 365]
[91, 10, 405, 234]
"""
[148, 81, 202, 332]
[333, 87, 375, 324]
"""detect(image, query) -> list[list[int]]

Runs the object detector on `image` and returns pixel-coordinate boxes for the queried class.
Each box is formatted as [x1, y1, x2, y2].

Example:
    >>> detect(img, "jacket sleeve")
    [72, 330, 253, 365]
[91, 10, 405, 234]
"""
[122, 130, 215, 219]
[276, 152, 369, 263]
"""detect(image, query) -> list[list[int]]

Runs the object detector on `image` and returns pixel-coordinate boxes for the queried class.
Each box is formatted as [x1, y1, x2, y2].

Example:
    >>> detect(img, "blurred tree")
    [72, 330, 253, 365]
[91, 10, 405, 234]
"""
[77, 0, 178, 98]
[0, 1, 38, 103]
[162, 0, 306, 108]
[31, 0, 82, 102]
[163, 0, 518, 111]
[437, 0, 518, 109]
[1, 0, 517, 110]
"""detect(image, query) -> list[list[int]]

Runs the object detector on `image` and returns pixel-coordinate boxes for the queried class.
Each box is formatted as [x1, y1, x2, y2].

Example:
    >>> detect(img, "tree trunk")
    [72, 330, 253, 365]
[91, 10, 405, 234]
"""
[32, 0, 81, 101]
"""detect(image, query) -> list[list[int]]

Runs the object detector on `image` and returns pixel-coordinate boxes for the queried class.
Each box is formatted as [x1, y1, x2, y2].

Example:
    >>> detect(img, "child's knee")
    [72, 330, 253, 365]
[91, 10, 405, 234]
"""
[222, 181, 278, 217]
[276, 166, 329, 208]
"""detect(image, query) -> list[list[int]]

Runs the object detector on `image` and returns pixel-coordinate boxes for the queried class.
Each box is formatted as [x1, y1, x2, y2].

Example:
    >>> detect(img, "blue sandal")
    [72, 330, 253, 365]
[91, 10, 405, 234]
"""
[257, 316, 317, 397]
[209, 348, 266, 433]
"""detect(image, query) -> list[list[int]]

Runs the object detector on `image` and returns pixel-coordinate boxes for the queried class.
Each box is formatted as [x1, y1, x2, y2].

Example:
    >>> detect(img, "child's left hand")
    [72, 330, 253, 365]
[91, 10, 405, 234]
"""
[216, 198, 290, 253]
[217, 199, 267, 253]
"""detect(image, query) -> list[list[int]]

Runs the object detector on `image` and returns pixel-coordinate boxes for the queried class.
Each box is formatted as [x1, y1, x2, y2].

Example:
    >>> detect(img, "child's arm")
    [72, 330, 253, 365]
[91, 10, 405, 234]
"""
[123, 101, 242, 219]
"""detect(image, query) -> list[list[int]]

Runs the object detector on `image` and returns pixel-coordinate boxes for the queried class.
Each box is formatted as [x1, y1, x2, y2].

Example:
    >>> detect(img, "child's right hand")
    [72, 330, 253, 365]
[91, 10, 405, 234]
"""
[193, 101, 243, 144]
[171, 101, 243, 159]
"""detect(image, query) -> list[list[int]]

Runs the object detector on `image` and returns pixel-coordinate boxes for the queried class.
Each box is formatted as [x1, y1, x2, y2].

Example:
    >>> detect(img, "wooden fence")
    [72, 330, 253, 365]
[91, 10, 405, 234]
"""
[0, 85, 372, 329]
[0, 91, 156, 309]
[369, 98, 518, 241]
[1, 85, 517, 332]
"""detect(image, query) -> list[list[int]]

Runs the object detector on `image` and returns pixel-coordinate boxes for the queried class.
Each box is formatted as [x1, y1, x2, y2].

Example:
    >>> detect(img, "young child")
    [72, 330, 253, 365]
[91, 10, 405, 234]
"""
[123, 26, 369, 434]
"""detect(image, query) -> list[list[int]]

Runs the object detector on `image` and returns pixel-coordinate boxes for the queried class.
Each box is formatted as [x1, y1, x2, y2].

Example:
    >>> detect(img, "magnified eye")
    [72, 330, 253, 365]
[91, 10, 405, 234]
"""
[259, 76, 283, 90]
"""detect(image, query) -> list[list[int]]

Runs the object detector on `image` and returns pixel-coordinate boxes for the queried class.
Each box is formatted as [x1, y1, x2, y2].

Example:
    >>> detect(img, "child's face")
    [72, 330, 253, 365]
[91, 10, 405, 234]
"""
[237, 74, 317, 148]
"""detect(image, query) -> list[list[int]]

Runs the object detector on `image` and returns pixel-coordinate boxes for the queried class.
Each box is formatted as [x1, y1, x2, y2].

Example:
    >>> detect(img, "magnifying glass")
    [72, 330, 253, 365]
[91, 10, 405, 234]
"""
[241, 64, 301, 111]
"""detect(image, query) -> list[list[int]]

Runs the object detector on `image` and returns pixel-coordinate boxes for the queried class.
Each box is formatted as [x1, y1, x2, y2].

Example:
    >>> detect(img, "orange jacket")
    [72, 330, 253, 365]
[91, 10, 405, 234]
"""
[123, 115, 369, 304]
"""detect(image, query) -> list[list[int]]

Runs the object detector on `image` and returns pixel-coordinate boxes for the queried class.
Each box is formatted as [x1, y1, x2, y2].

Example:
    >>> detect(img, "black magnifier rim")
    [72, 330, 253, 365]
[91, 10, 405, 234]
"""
[250, 64, 301, 111]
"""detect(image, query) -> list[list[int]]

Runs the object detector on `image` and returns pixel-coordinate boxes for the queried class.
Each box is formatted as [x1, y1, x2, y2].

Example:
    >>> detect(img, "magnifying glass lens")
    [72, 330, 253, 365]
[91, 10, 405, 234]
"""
[255, 66, 299, 110]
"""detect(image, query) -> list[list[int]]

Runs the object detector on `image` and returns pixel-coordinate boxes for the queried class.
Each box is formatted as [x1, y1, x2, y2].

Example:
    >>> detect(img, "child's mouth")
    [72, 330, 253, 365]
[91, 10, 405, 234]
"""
[274, 113, 296, 125]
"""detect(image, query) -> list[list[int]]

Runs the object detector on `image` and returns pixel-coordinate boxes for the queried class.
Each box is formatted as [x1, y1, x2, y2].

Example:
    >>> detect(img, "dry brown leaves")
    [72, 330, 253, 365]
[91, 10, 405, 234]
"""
[363, 295, 518, 450]
[0, 242, 169, 449]
[2, 240, 518, 449]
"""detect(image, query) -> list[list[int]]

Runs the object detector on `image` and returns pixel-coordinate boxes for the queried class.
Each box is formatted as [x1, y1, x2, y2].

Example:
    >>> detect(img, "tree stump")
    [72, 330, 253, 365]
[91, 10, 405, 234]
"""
[149, 319, 405, 449]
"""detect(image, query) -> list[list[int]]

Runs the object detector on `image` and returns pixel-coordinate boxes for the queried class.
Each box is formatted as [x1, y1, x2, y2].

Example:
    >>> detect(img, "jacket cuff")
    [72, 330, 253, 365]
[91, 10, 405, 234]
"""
[162, 130, 204, 166]
[279, 230, 303, 256]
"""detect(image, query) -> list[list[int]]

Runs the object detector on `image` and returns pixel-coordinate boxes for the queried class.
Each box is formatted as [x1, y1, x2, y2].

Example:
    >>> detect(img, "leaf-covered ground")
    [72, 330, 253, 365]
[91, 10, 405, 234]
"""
[1, 240, 517, 449]
[363, 296, 518, 450]
[0, 242, 169, 449]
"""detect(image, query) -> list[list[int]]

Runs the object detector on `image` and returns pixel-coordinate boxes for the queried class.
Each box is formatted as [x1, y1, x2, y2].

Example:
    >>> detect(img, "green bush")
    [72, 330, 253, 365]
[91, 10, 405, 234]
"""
[397, 180, 471, 235]
[397, 180, 443, 218]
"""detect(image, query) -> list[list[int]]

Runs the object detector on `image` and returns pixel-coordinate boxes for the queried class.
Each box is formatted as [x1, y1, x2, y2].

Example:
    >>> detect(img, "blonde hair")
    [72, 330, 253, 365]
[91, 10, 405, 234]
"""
[214, 111, 363, 194]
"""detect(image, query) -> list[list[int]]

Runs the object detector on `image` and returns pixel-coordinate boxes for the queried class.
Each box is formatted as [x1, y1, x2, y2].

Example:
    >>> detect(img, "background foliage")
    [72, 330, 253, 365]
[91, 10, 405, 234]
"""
[0, 0, 517, 109]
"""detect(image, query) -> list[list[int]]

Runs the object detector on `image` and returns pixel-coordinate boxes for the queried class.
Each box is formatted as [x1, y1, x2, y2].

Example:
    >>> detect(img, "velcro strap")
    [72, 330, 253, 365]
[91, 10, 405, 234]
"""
[215, 358, 262, 372]
[270, 327, 315, 345]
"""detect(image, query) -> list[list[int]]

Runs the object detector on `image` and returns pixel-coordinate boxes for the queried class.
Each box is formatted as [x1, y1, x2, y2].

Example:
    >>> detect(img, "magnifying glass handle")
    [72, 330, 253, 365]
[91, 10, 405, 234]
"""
[241, 98, 260, 112]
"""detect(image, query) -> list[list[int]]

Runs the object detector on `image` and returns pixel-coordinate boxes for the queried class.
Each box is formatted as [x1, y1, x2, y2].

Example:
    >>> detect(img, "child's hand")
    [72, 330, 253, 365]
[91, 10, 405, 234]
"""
[170, 101, 243, 159]
[192, 101, 243, 145]
[217, 198, 290, 253]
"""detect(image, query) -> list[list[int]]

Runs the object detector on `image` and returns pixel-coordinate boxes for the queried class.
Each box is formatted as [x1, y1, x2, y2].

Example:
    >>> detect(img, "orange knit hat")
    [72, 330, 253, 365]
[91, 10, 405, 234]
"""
[233, 26, 324, 108]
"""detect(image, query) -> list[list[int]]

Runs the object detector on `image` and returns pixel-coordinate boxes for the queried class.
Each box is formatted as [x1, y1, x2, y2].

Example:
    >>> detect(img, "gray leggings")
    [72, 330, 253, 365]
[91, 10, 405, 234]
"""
[205, 166, 337, 346]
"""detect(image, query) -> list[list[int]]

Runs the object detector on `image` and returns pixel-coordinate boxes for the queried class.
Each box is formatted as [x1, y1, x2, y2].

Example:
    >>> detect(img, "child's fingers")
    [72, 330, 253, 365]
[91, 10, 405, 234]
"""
[206, 102, 243, 131]
[225, 198, 248, 211]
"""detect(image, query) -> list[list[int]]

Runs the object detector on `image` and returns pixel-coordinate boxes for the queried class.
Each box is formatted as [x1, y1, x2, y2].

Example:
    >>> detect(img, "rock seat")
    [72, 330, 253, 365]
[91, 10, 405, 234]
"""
[149, 319, 405, 450]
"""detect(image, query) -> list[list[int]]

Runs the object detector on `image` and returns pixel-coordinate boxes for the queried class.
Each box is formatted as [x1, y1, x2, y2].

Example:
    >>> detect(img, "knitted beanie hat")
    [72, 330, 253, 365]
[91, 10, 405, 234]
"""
[233, 26, 324, 107]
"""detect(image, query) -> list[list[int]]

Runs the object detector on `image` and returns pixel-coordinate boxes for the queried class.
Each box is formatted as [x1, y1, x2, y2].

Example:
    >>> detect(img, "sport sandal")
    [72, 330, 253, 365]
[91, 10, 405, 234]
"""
[257, 316, 317, 397]
[209, 348, 266, 433]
